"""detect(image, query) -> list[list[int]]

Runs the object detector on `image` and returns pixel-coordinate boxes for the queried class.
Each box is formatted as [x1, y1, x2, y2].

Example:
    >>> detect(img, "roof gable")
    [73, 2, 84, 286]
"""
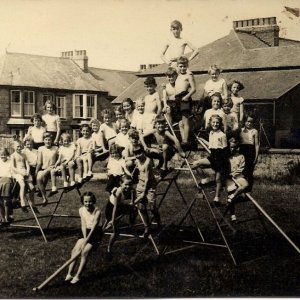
[0, 52, 104, 92]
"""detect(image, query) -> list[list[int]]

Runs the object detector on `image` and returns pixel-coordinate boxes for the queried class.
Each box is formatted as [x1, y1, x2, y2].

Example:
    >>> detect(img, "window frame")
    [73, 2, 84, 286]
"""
[72, 94, 97, 119]
[10, 90, 22, 117]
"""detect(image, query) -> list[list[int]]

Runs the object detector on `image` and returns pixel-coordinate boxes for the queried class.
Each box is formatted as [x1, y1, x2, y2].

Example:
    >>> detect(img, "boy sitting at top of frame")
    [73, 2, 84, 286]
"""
[160, 20, 199, 68]
[140, 114, 185, 176]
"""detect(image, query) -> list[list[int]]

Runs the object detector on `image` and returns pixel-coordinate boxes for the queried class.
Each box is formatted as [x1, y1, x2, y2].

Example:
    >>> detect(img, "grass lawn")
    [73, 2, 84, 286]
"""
[0, 177, 299, 298]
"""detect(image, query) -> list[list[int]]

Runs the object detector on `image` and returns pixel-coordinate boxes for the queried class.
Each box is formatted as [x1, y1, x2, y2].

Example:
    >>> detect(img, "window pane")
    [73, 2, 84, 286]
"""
[87, 95, 96, 118]
[43, 94, 53, 104]
[24, 91, 35, 116]
[74, 95, 84, 117]
[56, 96, 65, 118]
[11, 91, 21, 116]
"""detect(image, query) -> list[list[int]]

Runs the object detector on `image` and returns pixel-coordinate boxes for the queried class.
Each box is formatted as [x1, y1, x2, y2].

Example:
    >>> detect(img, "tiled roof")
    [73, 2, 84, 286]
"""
[140, 30, 300, 75]
[112, 69, 300, 104]
[0, 52, 104, 92]
[88, 67, 137, 97]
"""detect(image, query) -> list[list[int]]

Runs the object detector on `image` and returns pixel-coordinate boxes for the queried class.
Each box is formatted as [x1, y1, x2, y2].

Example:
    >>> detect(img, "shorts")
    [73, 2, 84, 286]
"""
[226, 176, 248, 192]
[105, 200, 133, 223]
[0, 177, 13, 198]
[208, 148, 229, 174]
[106, 175, 121, 193]
[136, 188, 157, 211]
[80, 227, 103, 248]
[14, 173, 33, 184]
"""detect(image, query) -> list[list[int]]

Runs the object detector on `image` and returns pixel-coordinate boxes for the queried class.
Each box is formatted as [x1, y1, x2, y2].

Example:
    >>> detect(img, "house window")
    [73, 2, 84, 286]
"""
[43, 94, 53, 103]
[11, 90, 35, 117]
[11, 90, 21, 116]
[56, 96, 66, 118]
[24, 91, 35, 116]
[73, 94, 97, 118]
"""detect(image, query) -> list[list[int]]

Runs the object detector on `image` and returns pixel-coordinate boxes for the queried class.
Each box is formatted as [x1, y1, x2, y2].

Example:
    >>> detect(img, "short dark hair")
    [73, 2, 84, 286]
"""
[170, 20, 183, 30]
[228, 80, 245, 91]
[80, 191, 96, 204]
[144, 76, 157, 86]
[30, 113, 43, 123]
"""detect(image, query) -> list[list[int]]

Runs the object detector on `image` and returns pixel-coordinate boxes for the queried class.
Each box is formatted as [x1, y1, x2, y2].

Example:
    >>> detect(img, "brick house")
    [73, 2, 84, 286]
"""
[113, 17, 300, 148]
[0, 50, 136, 141]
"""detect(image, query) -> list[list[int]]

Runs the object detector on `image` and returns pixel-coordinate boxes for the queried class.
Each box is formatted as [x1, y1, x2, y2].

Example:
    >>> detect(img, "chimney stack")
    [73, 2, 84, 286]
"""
[233, 17, 279, 47]
[61, 50, 88, 72]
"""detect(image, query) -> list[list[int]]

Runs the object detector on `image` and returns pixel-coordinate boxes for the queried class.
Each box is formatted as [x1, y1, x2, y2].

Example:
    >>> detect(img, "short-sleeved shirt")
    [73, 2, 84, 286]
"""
[131, 111, 155, 132]
[76, 137, 93, 154]
[229, 153, 245, 178]
[27, 126, 46, 143]
[38, 146, 58, 169]
[91, 131, 102, 148]
[22, 148, 38, 167]
[107, 157, 126, 176]
[58, 143, 76, 161]
[204, 109, 226, 129]
[204, 78, 226, 99]
[209, 130, 227, 149]
[79, 206, 100, 229]
[115, 133, 130, 149]
[42, 114, 60, 132]
[0, 159, 12, 178]
[100, 123, 117, 141]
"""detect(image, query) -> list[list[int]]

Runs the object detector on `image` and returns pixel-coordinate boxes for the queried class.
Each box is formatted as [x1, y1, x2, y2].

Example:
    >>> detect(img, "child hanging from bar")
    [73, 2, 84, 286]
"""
[11, 140, 37, 212]
[0, 147, 14, 224]
[65, 191, 102, 284]
[132, 145, 161, 236]
[50, 132, 77, 194]
[36, 132, 58, 206]
[104, 175, 136, 260]
[140, 114, 185, 177]
[106, 144, 131, 194]
[192, 115, 229, 206]
[174, 56, 196, 147]
[226, 136, 249, 222]
[75, 124, 93, 185]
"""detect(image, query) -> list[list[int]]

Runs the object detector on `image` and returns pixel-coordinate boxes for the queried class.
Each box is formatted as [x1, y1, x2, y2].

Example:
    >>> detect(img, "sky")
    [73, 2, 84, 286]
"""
[0, 0, 299, 71]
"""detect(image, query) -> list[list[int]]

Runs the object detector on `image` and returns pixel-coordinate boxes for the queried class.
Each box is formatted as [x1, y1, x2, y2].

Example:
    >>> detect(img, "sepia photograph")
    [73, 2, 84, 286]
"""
[0, 0, 299, 297]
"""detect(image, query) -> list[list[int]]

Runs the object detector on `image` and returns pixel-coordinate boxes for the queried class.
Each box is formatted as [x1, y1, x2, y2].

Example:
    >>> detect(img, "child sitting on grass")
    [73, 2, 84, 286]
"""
[50, 133, 77, 193]
[140, 115, 185, 176]
[0, 147, 13, 224]
[36, 133, 58, 206]
[24, 113, 46, 150]
[106, 144, 131, 194]
[75, 124, 94, 184]
[65, 192, 102, 284]
[133, 145, 161, 236]
[226, 137, 249, 222]
[11, 140, 36, 212]
[99, 109, 118, 152]
[104, 175, 136, 259]
[143, 76, 162, 116]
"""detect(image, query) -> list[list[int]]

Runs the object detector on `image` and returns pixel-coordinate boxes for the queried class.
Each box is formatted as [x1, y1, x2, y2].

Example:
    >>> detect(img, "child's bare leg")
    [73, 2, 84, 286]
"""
[18, 179, 26, 207]
[178, 121, 185, 142]
[86, 153, 93, 175]
[161, 144, 169, 170]
[192, 157, 210, 169]
[61, 165, 67, 183]
[37, 170, 49, 205]
[66, 239, 84, 279]
[68, 162, 76, 184]
[83, 158, 88, 178]
[0, 203, 5, 222]
[76, 158, 83, 182]
[181, 115, 190, 143]
[50, 169, 57, 189]
[215, 172, 222, 200]
[3, 198, 12, 221]
[73, 244, 93, 280]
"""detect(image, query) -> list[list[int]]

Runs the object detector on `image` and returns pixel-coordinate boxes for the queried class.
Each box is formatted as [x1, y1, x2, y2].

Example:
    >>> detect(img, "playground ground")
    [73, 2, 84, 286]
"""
[0, 177, 299, 298]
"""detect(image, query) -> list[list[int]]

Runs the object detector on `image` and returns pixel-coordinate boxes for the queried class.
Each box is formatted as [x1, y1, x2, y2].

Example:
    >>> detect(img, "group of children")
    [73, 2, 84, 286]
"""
[0, 19, 261, 283]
